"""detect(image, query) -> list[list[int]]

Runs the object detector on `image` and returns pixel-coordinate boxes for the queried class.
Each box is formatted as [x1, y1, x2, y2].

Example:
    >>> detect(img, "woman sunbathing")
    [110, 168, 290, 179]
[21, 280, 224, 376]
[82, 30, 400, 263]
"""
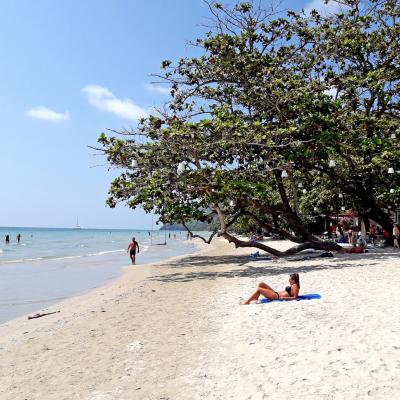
[241, 273, 300, 304]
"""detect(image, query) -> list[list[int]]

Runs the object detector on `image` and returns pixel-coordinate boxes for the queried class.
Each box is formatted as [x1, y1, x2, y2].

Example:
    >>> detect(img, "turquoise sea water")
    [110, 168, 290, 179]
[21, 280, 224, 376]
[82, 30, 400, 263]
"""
[0, 227, 198, 324]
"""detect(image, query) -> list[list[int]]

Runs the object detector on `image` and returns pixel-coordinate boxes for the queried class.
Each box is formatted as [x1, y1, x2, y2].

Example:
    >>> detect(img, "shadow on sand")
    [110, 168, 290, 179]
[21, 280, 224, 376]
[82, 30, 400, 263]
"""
[149, 249, 400, 283]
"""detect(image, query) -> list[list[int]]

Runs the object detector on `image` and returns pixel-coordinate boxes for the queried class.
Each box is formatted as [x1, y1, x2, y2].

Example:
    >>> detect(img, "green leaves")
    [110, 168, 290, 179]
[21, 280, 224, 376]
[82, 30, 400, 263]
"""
[161, 60, 172, 69]
[97, 0, 400, 236]
[98, 132, 108, 144]
[234, 3, 252, 13]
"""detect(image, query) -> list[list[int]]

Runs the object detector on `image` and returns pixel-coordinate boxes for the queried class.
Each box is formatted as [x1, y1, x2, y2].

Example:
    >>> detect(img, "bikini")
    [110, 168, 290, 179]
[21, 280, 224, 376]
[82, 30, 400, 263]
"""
[274, 285, 293, 300]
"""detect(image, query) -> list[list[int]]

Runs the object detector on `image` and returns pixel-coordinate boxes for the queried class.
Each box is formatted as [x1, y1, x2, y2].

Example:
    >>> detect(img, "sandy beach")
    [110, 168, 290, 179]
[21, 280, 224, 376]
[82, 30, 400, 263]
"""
[1, 237, 400, 400]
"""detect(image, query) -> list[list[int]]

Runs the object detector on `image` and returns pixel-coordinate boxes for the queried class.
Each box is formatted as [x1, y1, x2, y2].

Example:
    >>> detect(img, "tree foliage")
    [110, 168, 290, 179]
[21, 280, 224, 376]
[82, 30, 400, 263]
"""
[96, 0, 400, 256]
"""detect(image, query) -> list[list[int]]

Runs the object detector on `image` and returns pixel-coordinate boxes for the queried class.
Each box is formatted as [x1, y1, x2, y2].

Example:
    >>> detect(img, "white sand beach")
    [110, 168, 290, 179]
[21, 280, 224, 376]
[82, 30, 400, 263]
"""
[0, 238, 400, 400]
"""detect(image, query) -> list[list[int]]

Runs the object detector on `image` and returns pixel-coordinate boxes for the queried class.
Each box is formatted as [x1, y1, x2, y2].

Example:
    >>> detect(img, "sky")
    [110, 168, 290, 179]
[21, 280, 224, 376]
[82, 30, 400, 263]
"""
[0, 0, 338, 229]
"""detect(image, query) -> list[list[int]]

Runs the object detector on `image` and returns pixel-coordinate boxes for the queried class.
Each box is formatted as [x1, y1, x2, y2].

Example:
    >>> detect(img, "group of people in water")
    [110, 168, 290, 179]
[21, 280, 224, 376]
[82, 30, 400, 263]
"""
[4, 233, 21, 244]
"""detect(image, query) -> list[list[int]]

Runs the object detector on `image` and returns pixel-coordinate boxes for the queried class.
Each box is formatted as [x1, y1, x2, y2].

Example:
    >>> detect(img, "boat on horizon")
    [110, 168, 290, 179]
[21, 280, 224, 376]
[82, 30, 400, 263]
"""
[74, 217, 82, 230]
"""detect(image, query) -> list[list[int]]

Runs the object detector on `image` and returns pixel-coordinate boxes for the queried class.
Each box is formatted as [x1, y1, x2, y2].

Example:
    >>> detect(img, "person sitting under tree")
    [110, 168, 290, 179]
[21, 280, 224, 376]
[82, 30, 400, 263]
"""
[341, 233, 367, 253]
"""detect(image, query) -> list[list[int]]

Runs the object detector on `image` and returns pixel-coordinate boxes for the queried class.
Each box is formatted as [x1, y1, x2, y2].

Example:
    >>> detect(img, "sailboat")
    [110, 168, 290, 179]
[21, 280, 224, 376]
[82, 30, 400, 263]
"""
[74, 217, 82, 229]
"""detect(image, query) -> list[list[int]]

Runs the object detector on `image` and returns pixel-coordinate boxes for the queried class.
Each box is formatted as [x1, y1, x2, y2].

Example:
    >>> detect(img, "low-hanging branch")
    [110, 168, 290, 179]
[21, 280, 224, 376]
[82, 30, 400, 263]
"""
[214, 206, 342, 256]
[181, 209, 244, 244]
[218, 230, 342, 257]
[182, 222, 218, 244]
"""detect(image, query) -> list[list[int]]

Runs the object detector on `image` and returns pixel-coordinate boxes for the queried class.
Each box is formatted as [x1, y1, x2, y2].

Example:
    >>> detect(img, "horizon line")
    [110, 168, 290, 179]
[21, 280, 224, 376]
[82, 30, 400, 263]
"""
[0, 225, 163, 231]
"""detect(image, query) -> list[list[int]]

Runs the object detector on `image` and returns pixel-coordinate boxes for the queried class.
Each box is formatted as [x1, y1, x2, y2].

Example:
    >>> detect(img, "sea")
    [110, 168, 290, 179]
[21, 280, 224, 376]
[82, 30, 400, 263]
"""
[0, 227, 200, 325]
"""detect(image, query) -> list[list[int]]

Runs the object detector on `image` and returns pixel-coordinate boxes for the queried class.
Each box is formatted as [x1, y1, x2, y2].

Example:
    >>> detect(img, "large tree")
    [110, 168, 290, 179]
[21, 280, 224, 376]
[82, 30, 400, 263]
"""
[305, 0, 400, 235]
[96, 0, 399, 256]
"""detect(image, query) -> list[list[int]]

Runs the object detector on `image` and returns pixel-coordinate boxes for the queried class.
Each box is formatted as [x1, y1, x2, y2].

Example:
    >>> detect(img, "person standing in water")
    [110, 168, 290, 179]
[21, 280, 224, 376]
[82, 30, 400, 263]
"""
[16, 233, 21, 244]
[5, 234, 10, 244]
[127, 237, 140, 265]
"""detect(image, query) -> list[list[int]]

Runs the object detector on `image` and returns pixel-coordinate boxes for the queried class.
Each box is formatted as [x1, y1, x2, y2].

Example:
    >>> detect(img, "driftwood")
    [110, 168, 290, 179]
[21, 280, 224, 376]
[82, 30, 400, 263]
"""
[28, 311, 60, 320]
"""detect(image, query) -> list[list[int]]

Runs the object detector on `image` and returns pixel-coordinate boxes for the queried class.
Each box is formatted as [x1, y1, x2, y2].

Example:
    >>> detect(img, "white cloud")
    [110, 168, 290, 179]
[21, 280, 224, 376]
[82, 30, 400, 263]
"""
[145, 84, 170, 95]
[26, 106, 70, 122]
[304, 0, 343, 16]
[82, 85, 147, 120]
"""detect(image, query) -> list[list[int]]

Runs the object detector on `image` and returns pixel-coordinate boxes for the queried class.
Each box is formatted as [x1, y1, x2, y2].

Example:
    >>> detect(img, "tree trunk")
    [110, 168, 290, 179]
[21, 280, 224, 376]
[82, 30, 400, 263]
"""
[356, 181, 394, 245]
[218, 230, 342, 257]
[283, 210, 316, 242]
[361, 214, 370, 234]
[275, 173, 315, 242]
[366, 206, 394, 246]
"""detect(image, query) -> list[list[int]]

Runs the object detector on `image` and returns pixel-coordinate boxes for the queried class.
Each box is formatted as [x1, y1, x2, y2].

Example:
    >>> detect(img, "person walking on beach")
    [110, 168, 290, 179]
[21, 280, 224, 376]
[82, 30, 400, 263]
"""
[241, 273, 300, 304]
[127, 237, 140, 265]
[16, 233, 21, 244]
[347, 229, 354, 245]
[5, 234, 10, 244]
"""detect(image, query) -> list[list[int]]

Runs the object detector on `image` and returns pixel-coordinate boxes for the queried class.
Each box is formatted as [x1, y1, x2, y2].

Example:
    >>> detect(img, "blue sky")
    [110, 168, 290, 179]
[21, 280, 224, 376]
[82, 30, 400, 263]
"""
[0, 0, 334, 229]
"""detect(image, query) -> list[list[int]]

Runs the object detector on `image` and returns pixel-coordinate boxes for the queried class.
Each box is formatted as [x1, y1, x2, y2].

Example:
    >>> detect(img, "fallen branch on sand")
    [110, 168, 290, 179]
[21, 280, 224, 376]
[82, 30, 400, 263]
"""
[28, 311, 60, 320]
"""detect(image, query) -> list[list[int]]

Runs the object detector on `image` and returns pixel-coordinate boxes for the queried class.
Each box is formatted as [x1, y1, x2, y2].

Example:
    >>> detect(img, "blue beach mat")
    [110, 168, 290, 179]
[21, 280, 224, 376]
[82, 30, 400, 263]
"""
[259, 294, 321, 303]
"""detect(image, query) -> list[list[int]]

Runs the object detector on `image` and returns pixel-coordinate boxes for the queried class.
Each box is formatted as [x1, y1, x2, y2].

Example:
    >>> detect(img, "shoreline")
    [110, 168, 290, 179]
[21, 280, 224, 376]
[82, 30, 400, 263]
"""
[0, 236, 201, 325]
[1, 238, 400, 399]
